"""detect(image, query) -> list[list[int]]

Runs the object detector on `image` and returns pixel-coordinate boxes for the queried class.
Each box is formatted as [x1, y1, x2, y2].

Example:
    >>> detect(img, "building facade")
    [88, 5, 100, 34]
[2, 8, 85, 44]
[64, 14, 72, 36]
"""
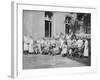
[23, 10, 90, 40]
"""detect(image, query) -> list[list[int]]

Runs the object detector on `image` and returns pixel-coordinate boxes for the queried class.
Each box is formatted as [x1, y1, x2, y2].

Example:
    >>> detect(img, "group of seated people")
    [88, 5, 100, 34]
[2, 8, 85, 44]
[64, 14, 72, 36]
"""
[24, 32, 89, 58]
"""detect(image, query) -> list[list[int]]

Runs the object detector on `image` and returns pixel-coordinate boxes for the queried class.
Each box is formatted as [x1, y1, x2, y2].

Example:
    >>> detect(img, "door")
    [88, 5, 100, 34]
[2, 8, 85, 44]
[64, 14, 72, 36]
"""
[45, 20, 52, 37]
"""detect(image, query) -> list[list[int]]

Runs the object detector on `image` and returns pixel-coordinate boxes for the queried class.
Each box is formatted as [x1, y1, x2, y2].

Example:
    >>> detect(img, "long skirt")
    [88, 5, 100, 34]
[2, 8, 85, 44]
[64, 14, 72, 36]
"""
[84, 47, 88, 56]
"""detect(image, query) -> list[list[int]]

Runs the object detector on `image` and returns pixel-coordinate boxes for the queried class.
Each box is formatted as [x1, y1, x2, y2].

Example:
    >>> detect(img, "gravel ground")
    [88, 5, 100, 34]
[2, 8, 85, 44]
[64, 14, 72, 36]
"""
[23, 54, 88, 69]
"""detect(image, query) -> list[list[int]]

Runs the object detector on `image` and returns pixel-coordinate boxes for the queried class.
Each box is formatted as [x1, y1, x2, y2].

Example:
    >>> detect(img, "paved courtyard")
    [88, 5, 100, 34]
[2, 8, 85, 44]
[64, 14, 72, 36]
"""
[23, 54, 89, 69]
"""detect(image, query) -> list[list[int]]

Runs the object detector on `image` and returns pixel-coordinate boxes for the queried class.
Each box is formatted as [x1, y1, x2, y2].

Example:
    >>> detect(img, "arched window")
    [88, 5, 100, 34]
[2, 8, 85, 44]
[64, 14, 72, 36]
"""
[45, 11, 53, 37]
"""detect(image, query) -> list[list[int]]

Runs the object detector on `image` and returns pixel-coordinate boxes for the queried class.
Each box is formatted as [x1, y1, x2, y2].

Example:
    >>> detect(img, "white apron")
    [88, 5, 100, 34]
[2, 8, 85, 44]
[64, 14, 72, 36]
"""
[24, 42, 28, 51]
[61, 44, 68, 55]
[29, 39, 33, 53]
[84, 40, 88, 56]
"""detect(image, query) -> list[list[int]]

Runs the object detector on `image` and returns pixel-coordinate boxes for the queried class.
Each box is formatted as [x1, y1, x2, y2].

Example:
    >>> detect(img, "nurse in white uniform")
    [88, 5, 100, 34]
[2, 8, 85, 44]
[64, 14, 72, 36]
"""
[24, 36, 29, 54]
[84, 39, 88, 57]
[28, 37, 34, 54]
[61, 43, 68, 56]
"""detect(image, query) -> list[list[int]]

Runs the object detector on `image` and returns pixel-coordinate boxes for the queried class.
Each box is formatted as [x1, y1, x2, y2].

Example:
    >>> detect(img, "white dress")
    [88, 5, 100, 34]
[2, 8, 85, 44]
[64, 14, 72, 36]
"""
[24, 42, 28, 51]
[84, 40, 88, 56]
[24, 36, 29, 51]
[59, 38, 64, 48]
[61, 44, 68, 55]
[29, 38, 33, 53]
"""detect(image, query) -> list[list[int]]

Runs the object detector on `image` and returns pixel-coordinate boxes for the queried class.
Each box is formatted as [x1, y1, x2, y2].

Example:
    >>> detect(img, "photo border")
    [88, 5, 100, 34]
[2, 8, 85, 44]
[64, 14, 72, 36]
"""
[11, 1, 97, 78]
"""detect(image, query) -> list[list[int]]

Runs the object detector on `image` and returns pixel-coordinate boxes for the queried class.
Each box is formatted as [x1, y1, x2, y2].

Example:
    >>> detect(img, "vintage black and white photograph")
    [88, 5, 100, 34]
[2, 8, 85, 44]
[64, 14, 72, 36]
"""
[23, 10, 91, 69]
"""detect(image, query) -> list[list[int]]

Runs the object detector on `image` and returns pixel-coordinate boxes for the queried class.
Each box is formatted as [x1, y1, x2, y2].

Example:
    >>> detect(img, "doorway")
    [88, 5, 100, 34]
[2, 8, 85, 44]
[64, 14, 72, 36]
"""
[45, 20, 52, 37]
[65, 24, 70, 34]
